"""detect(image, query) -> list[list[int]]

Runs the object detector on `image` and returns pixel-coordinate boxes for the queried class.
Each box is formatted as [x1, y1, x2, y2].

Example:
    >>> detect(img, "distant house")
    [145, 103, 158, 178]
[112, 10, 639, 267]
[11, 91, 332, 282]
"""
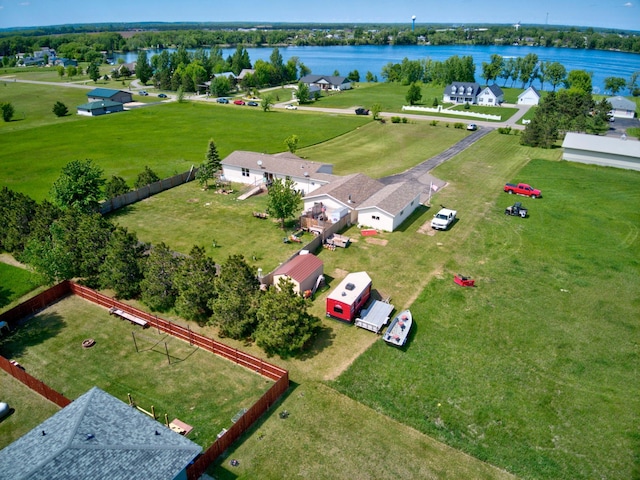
[77, 100, 125, 116]
[608, 96, 636, 118]
[221, 150, 336, 194]
[355, 182, 424, 232]
[272, 253, 324, 295]
[87, 88, 132, 104]
[299, 74, 352, 91]
[477, 84, 504, 106]
[237, 68, 255, 81]
[0, 387, 202, 480]
[518, 86, 541, 105]
[443, 82, 482, 104]
[54, 58, 78, 67]
[562, 132, 640, 171]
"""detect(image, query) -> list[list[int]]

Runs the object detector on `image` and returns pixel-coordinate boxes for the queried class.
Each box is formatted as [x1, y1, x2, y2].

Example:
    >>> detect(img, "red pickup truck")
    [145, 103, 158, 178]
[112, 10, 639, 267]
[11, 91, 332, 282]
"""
[504, 183, 541, 198]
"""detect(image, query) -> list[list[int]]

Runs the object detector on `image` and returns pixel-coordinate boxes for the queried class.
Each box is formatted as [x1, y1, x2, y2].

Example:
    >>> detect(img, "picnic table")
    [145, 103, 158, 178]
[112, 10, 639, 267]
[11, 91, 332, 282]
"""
[109, 307, 148, 328]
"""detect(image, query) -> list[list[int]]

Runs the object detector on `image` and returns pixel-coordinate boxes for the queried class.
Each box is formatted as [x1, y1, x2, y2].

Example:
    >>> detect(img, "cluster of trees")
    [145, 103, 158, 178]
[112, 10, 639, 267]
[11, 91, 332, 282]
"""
[382, 55, 475, 85]
[521, 74, 612, 148]
[2, 24, 639, 62]
[0, 156, 319, 357]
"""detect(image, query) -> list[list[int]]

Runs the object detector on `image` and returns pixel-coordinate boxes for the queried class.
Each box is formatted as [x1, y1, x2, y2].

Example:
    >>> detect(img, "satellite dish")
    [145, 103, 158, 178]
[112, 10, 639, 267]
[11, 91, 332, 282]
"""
[257, 160, 263, 166]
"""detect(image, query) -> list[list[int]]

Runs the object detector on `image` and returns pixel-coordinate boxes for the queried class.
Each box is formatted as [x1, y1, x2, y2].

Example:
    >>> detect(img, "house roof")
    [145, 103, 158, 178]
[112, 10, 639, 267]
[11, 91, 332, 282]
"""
[303, 173, 384, 208]
[87, 88, 127, 99]
[562, 132, 640, 158]
[445, 82, 482, 96]
[237, 69, 255, 80]
[273, 253, 323, 283]
[0, 387, 202, 480]
[483, 84, 504, 97]
[299, 74, 350, 86]
[609, 95, 636, 111]
[518, 86, 540, 98]
[222, 151, 336, 182]
[356, 182, 423, 217]
[77, 100, 123, 111]
[327, 271, 372, 304]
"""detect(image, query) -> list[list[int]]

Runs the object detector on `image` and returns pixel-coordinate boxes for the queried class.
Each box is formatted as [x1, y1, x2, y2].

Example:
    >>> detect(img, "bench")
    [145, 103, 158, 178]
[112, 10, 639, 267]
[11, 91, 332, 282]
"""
[169, 418, 193, 436]
[109, 307, 148, 328]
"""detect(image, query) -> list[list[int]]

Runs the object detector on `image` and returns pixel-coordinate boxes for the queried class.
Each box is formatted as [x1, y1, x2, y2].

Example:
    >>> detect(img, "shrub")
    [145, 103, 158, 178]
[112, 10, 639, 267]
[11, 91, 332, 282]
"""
[464, 102, 471, 110]
[432, 97, 439, 107]
[454, 122, 464, 129]
[497, 126, 512, 135]
[52, 101, 68, 117]
[430, 120, 439, 126]
[1, 102, 14, 122]
[391, 117, 401, 123]
[401, 117, 408, 123]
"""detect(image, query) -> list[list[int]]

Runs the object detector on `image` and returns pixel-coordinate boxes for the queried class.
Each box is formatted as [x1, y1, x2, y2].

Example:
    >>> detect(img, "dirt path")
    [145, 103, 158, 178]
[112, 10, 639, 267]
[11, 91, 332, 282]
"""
[0, 253, 29, 269]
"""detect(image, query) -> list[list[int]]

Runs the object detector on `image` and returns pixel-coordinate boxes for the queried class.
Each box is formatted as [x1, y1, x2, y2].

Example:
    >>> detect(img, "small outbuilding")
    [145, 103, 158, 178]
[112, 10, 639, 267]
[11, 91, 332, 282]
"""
[562, 132, 640, 171]
[87, 88, 132, 104]
[272, 253, 324, 295]
[77, 100, 124, 116]
[608, 96, 636, 119]
[517, 86, 541, 105]
[326, 271, 372, 322]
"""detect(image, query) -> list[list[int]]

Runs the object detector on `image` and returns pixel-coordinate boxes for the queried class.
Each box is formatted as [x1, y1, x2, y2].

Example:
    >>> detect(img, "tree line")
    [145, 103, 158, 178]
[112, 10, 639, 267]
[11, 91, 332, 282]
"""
[0, 146, 319, 358]
[1, 23, 639, 61]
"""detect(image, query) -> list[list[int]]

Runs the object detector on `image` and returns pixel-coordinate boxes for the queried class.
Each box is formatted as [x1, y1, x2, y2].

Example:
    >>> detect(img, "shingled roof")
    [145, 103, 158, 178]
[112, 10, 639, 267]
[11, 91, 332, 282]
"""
[303, 173, 384, 207]
[222, 150, 336, 182]
[0, 387, 202, 480]
[356, 182, 424, 216]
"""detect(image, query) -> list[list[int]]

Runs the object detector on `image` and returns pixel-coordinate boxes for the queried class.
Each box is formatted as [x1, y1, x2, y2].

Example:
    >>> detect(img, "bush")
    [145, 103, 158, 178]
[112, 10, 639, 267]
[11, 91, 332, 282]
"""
[430, 120, 439, 127]
[391, 117, 401, 123]
[432, 97, 439, 107]
[454, 122, 464, 129]
[464, 102, 471, 110]
[1, 102, 14, 122]
[497, 126, 512, 135]
[52, 101, 68, 117]
[134, 166, 160, 188]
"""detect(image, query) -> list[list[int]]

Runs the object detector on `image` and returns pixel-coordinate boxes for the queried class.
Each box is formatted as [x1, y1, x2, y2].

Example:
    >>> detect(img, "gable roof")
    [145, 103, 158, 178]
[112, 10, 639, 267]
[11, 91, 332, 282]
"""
[87, 88, 126, 99]
[303, 173, 384, 207]
[273, 253, 323, 283]
[518, 85, 540, 98]
[483, 84, 504, 97]
[0, 387, 202, 480]
[562, 132, 640, 158]
[356, 182, 423, 217]
[222, 150, 335, 181]
[444, 82, 482, 96]
[77, 100, 123, 111]
[609, 95, 636, 111]
[299, 74, 350, 87]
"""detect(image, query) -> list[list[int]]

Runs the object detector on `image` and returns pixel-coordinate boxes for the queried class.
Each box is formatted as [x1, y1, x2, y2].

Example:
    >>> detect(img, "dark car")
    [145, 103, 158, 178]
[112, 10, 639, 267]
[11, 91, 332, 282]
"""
[355, 108, 370, 115]
[217, 97, 229, 104]
[247, 101, 259, 107]
[158, 93, 167, 98]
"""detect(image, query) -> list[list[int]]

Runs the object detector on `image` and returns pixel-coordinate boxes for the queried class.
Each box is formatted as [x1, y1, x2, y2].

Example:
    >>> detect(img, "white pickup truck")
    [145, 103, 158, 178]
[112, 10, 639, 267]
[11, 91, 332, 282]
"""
[431, 208, 457, 230]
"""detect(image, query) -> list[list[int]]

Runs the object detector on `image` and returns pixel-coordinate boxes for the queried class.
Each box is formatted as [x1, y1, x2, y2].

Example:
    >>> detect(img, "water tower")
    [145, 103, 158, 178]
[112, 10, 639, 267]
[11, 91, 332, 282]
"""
[412, 15, 416, 31]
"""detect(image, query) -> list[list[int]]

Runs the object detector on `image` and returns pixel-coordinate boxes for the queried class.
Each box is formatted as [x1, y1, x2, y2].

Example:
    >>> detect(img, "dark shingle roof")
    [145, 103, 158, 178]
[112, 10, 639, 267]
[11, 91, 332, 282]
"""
[299, 74, 350, 87]
[0, 387, 201, 480]
[303, 173, 384, 207]
[485, 84, 504, 96]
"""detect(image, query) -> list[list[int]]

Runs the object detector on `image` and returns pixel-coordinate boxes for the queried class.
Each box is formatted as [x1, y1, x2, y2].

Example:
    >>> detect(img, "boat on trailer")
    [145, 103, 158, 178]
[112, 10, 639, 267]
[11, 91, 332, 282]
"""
[383, 310, 412, 347]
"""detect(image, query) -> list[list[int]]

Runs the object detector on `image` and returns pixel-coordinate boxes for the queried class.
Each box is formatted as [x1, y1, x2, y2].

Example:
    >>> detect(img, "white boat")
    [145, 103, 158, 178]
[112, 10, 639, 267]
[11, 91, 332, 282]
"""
[383, 310, 412, 347]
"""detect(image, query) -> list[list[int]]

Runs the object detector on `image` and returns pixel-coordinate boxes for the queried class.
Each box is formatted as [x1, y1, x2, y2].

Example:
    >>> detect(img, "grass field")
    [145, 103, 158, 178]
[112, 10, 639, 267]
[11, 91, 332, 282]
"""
[0, 92, 368, 201]
[0, 262, 44, 311]
[0, 295, 272, 449]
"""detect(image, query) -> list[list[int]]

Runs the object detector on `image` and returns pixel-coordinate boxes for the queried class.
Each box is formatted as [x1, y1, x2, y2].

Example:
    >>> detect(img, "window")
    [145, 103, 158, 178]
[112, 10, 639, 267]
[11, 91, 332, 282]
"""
[241, 168, 249, 177]
[333, 304, 343, 314]
[372, 215, 380, 221]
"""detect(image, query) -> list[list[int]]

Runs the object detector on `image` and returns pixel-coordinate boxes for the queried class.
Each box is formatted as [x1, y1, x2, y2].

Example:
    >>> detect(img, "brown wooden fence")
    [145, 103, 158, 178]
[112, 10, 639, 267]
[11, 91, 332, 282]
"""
[0, 356, 71, 408]
[1, 281, 289, 476]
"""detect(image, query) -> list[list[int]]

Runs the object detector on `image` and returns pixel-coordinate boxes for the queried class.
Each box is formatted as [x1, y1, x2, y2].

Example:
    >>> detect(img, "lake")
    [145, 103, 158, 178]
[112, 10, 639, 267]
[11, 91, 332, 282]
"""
[114, 44, 640, 93]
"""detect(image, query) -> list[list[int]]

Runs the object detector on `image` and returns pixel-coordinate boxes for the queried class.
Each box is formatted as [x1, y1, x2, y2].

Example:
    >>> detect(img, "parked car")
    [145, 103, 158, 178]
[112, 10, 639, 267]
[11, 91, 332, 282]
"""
[139, 90, 149, 96]
[285, 104, 298, 110]
[431, 208, 457, 230]
[355, 107, 370, 115]
[467, 123, 478, 131]
[504, 182, 541, 198]
[247, 101, 259, 107]
[157, 93, 167, 98]
[217, 97, 229, 104]
[233, 99, 245, 105]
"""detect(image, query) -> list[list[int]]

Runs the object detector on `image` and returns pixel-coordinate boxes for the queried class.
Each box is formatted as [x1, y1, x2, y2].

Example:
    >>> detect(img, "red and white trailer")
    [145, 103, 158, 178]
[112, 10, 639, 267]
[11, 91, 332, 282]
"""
[326, 271, 372, 322]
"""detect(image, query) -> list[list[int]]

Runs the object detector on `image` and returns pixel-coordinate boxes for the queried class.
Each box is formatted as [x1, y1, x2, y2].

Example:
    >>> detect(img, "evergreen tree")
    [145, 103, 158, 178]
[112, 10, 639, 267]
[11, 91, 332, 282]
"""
[0, 187, 36, 254]
[140, 242, 181, 311]
[254, 278, 320, 358]
[405, 82, 422, 105]
[174, 245, 217, 323]
[104, 175, 130, 199]
[296, 82, 310, 104]
[99, 227, 145, 299]
[87, 62, 100, 83]
[52, 101, 68, 117]
[134, 166, 160, 189]
[135, 50, 153, 85]
[196, 139, 221, 189]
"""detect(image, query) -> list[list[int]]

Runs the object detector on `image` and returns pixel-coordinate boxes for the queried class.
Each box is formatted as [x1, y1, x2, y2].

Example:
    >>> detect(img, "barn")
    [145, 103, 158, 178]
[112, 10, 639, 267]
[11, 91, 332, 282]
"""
[272, 253, 324, 295]
[326, 271, 372, 322]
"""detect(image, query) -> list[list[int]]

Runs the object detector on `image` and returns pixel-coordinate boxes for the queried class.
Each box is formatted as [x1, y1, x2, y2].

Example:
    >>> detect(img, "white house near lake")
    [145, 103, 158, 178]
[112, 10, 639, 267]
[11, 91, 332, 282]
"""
[476, 84, 504, 106]
[562, 132, 640, 171]
[517, 86, 541, 106]
[299, 74, 352, 91]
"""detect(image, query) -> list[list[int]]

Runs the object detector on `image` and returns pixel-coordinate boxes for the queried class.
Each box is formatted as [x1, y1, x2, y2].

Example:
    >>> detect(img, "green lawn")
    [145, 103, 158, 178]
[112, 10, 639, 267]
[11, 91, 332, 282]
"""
[0, 96, 368, 201]
[0, 262, 45, 312]
[0, 295, 272, 449]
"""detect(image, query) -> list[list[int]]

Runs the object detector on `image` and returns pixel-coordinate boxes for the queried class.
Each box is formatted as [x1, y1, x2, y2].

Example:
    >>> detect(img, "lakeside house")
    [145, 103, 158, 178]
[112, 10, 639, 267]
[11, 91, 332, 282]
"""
[443, 82, 482, 104]
[518, 86, 541, 105]
[608, 96, 637, 118]
[299, 74, 352, 91]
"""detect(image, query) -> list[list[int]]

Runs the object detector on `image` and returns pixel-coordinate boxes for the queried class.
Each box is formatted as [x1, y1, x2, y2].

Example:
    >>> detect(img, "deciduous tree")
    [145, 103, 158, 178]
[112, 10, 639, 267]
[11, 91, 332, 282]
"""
[284, 134, 299, 154]
[50, 159, 105, 212]
[104, 175, 130, 199]
[604, 76, 626, 95]
[135, 50, 153, 85]
[1, 102, 14, 122]
[134, 166, 160, 189]
[266, 177, 302, 229]
[405, 82, 422, 105]
[296, 82, 310, 104]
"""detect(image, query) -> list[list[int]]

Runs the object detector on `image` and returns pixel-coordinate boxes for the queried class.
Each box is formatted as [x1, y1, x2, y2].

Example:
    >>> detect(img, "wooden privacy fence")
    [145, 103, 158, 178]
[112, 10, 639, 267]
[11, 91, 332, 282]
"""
[0, 356, 71, 408]
[1, 281, 289, 476]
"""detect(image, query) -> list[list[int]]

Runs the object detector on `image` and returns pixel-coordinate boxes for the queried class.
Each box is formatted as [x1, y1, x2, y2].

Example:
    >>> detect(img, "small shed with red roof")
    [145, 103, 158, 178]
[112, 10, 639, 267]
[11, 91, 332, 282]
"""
[326, 271, 372, 322]
[272, 253, 324, 295]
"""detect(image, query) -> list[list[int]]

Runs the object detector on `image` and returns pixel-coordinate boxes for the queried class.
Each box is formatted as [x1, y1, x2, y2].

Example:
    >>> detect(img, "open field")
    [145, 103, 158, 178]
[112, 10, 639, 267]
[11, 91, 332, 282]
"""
[0, 92, 368, 201]
[0, 370, 61, 448]
[0, 295, 272, 449]
[1, 78, 639, 480]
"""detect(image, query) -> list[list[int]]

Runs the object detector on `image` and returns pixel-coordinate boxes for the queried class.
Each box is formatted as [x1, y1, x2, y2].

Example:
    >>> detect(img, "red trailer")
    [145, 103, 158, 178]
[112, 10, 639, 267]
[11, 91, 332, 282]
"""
[326, 272, 372, 322]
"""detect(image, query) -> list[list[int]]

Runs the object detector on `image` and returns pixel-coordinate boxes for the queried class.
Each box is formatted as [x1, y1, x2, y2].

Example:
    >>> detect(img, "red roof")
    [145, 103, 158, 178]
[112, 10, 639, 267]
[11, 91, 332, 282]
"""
[273, 254, 323, 283]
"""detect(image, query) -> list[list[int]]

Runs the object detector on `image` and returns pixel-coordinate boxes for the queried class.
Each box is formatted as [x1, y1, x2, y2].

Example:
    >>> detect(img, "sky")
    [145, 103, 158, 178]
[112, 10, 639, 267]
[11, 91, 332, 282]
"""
[0, 0, 638, 31]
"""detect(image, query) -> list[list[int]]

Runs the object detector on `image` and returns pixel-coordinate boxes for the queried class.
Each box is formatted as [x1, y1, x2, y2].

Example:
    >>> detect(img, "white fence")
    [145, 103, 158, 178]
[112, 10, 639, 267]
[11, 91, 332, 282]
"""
[401, 105, 502, 121]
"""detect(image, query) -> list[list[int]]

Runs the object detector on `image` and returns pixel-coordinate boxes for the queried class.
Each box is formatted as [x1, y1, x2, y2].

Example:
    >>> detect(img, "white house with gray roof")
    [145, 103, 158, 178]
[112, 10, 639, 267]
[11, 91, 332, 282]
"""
[299, 74, 352, 91]
[443, 82, 482, 104]
[608, 96, 636, 119]
[518, 86, 541, 105]
[477, 84, 504, 106]
[355, 182, 424, 232]
[221, 150, 336, 194]
[562, 132, 640, 171]
[0, 387, 202, 480]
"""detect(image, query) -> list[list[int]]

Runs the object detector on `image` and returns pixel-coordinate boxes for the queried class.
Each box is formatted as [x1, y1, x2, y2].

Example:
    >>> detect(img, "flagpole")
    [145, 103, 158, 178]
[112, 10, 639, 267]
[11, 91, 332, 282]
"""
[428, 181, 433, 204]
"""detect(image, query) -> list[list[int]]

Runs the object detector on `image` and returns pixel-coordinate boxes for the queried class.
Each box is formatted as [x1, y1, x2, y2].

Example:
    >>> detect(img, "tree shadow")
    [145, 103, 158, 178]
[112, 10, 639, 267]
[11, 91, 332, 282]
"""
[0, 285, 12, 309]
[296, 324, 336, 361]
[0, 312, 66, 360]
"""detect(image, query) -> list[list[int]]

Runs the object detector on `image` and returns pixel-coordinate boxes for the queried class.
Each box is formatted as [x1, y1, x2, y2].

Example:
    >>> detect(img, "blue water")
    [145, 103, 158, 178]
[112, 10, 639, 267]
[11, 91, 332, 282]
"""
[114, 44, 640, 93]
